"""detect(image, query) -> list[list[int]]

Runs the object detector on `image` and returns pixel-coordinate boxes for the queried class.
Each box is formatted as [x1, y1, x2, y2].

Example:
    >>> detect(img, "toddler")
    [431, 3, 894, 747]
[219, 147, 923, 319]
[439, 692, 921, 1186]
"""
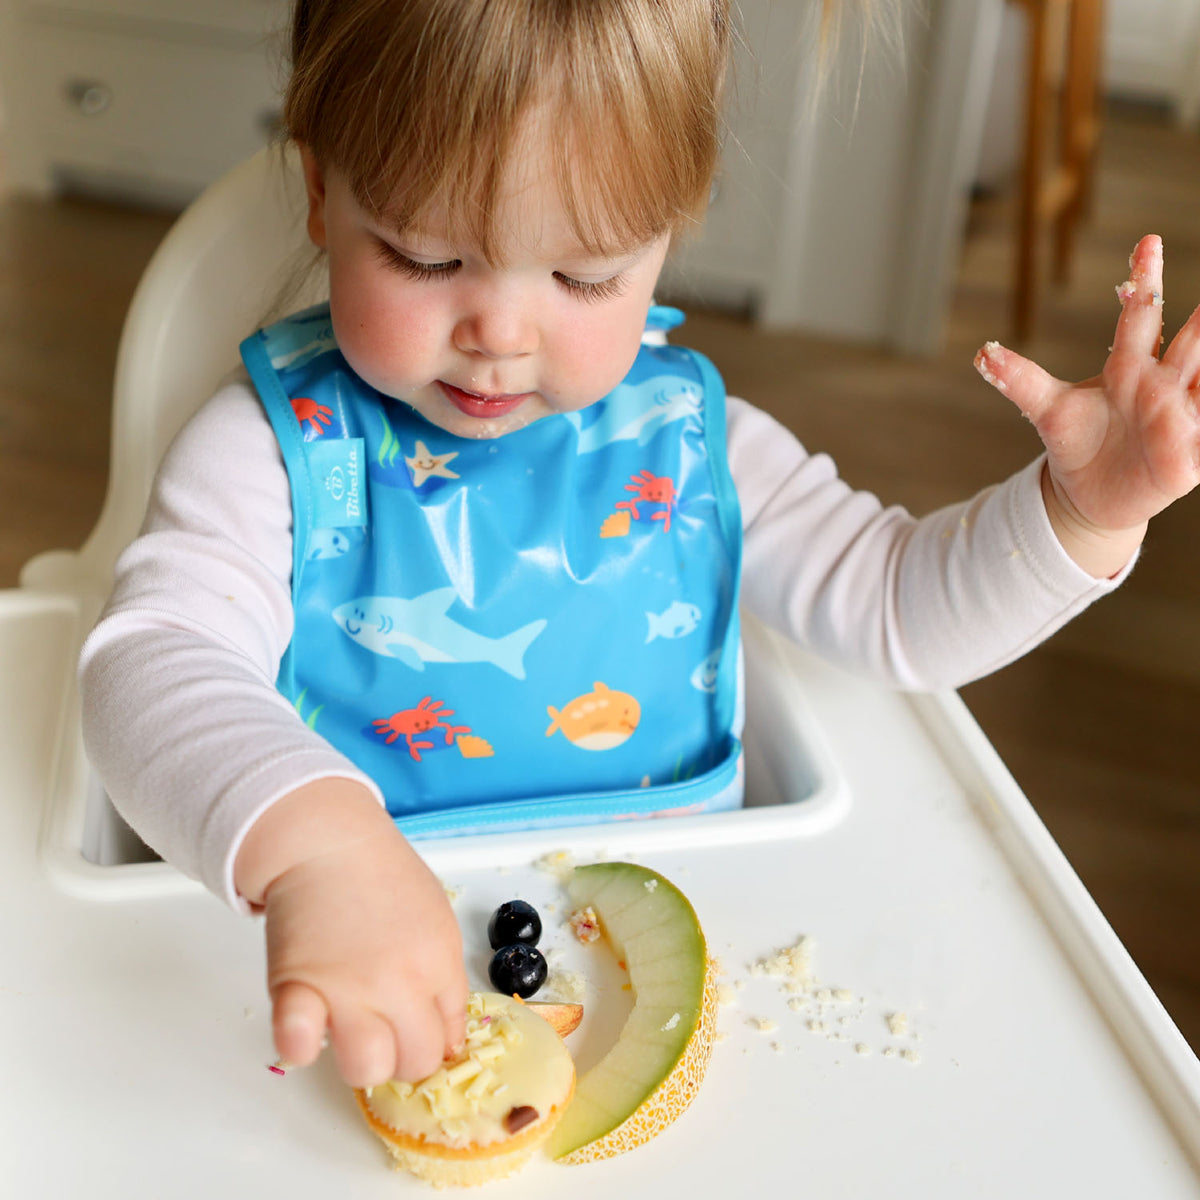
[79, 0, 1200, 1093]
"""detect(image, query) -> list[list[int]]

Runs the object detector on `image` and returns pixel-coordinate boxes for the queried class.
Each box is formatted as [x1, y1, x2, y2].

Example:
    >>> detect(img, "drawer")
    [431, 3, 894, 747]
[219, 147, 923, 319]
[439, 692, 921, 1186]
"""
[20, 20, 282, 199]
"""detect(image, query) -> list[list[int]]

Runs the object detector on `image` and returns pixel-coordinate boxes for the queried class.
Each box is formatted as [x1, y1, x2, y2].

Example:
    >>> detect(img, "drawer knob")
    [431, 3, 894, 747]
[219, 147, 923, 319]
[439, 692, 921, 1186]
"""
[65, 80, 113, 117]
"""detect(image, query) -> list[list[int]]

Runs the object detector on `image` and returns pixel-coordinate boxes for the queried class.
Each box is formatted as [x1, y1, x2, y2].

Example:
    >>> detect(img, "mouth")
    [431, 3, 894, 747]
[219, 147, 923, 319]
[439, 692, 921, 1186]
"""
[438, 381, 533, 419]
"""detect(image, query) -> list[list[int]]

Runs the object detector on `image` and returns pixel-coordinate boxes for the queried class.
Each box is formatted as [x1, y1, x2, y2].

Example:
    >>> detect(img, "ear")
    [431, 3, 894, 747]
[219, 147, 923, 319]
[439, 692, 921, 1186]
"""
[297, 142, 328, 249]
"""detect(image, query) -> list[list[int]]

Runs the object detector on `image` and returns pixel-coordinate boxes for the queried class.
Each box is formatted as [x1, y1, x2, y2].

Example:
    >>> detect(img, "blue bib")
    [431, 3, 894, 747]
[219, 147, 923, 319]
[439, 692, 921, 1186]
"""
[240, 302, 744, 838]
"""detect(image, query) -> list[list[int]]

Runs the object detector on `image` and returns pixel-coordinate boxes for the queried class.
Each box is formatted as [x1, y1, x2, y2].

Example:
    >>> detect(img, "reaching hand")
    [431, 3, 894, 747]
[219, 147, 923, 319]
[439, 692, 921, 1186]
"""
[974, 235, 1200, 577]
[236, 780, 468, 1088]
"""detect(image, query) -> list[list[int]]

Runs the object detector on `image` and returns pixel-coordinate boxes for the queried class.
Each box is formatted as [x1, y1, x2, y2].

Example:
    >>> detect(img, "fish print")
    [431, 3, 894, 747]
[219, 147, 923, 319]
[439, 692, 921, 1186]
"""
[646, 600, 702, 643]
[332, 588, 546, 679]
[545, 682, 641, 751]
[689, 647, 722, 693]
[307, 528, 362, 560]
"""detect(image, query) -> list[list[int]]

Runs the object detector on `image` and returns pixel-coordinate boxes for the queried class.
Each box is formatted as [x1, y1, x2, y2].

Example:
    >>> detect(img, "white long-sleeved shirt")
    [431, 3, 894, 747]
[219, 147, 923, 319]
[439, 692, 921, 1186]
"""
[79, 374, 1130, 909]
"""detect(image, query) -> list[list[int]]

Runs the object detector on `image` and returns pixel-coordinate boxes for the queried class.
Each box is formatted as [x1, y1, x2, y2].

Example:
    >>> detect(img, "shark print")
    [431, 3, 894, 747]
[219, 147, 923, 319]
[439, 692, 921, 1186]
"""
[332, 588, 546, 679]
[260, 310, 338, 372]
[565, 379, 701, 454]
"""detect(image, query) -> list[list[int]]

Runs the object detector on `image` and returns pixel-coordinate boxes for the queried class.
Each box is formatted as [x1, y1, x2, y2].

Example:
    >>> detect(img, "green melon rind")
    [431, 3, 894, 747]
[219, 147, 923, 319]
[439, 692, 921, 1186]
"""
[547, 862, 713, 1162]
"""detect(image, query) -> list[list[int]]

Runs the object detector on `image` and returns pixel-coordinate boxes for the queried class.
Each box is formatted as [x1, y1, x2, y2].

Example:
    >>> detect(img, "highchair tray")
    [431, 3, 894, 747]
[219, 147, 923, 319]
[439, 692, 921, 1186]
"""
[2, 588, 1198, 1198]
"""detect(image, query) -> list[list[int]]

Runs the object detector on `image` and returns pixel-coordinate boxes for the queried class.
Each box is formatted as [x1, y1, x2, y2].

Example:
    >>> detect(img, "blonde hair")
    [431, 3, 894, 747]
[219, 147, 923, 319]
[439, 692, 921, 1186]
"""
[285, 0, 733, 259]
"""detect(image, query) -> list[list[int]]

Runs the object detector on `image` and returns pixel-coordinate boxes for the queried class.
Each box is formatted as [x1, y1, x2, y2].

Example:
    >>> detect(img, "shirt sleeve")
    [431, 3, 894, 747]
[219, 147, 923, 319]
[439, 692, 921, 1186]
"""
[725, 395, 1134, 690]
[80, 382, 1136, 910]
[77, 374, 384, 912]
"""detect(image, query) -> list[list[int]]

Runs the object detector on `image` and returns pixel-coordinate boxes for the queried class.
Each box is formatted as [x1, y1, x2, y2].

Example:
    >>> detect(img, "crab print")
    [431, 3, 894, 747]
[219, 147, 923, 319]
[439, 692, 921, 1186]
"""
[372, 696, 470, 762]
[615, 470, 676, 532]
[291, 396, 333, 436]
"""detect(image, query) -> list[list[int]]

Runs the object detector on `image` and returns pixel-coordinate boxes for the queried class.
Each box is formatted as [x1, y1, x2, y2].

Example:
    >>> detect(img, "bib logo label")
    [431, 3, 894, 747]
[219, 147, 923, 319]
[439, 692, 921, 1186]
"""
[325, 465, 345, 502]
[311, 438, 367, 529]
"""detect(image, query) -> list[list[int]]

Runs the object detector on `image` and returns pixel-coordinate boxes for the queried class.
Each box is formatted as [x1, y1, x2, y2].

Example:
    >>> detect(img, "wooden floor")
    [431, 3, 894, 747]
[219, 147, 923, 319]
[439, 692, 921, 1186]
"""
[1, 103, 1197, 1055]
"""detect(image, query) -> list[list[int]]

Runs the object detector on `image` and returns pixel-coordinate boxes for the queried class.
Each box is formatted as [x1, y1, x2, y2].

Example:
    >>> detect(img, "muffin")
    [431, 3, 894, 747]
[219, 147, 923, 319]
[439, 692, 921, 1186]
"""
[355, 992, 576, 1187]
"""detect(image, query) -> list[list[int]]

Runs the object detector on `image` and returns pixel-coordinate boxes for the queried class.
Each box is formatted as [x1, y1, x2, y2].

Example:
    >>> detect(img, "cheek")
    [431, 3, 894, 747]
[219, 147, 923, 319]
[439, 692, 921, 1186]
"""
[553, 306, 647, 397]
[328, 262, 442, 385]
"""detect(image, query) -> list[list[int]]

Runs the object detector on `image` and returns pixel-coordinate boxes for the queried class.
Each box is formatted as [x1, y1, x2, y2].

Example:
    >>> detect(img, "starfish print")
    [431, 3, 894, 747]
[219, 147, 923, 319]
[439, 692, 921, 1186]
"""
[406, 440, 460, 487]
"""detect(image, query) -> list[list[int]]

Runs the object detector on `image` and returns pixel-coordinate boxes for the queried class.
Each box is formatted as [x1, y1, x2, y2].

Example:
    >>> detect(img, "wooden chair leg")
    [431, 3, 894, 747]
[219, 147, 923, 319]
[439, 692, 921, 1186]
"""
[1053, 0, 1103, 283]
[1015, 0, 1051, 342]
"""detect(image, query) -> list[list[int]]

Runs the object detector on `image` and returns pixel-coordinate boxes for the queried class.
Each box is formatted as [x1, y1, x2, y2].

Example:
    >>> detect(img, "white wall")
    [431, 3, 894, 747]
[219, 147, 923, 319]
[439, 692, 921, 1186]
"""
[1106, 0, 1200, 119]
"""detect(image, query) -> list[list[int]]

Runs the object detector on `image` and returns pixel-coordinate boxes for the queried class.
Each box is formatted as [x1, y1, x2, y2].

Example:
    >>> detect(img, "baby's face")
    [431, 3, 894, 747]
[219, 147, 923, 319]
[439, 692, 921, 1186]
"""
[300, 132, 670, 440]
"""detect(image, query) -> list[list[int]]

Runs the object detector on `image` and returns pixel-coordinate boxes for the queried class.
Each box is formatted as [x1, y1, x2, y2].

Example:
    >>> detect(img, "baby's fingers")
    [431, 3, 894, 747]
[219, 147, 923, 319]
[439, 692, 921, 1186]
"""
[1112, 234, 1165, 360]
[272, 979, 329, 1068]
[1161, 296, 1200, 386]
[974, 340, 1062, 425]
[329, 1006, 403, 1089]
[437, 980, 469, 1062]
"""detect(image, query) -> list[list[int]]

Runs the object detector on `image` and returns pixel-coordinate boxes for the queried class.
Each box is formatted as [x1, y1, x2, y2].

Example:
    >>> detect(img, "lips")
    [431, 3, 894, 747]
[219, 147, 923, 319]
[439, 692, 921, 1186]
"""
[438, 381, 532, 419]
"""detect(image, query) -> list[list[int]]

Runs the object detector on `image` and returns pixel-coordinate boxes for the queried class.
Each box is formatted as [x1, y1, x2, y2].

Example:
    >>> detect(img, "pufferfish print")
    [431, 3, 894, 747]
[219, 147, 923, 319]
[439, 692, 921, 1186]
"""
[545, 682, 641, 751]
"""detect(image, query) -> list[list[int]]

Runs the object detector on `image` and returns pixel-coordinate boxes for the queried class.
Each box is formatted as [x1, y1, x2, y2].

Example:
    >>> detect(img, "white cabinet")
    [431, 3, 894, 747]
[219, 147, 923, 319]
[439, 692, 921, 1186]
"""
[660, 0, 1004, 352]
[0, 0, 288, 203]
[1105, 0, 1200, 121]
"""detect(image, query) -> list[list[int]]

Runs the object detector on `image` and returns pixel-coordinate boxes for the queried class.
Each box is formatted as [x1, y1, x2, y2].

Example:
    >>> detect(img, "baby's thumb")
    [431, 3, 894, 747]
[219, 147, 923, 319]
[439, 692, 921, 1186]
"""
[272, 980, 329, 1067]
[974, 340, 1060, 427]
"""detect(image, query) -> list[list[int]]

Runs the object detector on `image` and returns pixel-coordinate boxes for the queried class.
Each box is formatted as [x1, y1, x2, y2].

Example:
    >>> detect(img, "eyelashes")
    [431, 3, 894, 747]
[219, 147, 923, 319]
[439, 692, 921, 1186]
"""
[373, 240, 459, 281]
[552, 272, 629, 304]
[372, 238, 629, 303]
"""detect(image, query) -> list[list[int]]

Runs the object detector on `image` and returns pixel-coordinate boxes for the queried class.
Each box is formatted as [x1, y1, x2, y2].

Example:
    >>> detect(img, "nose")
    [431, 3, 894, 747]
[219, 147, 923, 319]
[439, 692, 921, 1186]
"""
[452, 288, 538, 359]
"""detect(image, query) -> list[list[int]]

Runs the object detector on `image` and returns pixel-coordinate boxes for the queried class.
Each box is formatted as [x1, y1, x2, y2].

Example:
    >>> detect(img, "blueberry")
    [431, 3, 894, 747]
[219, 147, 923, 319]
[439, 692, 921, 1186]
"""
[487, 900, 542, 950]
[488, 944, 548, 998]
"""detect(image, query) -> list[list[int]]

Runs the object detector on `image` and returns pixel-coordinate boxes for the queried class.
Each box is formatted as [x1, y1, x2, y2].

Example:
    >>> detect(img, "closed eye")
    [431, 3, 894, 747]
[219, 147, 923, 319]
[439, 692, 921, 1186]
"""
[554, 272, 629, 303]
[373, 239, 460, 281]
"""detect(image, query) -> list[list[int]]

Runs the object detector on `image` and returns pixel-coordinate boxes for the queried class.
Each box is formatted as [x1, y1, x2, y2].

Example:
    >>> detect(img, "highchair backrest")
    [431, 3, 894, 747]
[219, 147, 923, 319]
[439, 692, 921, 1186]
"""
[53, 145, 323, 594]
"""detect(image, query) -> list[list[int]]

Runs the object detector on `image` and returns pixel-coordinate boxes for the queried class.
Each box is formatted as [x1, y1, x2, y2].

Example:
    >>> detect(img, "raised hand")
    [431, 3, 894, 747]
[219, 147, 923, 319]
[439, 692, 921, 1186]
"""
[974, 235, 1200, 577]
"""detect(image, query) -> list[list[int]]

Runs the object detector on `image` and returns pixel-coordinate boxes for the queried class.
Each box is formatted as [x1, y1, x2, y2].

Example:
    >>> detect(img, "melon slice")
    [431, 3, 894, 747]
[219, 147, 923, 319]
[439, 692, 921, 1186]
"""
[546, 861, 717, 1163]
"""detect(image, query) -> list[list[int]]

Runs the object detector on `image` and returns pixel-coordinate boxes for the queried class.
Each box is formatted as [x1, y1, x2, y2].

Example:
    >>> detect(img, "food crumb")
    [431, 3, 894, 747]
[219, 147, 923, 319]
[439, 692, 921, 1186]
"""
[855, 1043, 871, 1056]
[661, 1013, 681, 1033]
[533, 850, 575, 880]
[750, 937, 815, 990]
[750, 1017, 778, 1034]
[886, 1012, 909, 1037]
[643, 878, 659, 892]
[567, 906, 602, 944]
[717, 984, 739, 1007]
[542, 968, 586, 1004]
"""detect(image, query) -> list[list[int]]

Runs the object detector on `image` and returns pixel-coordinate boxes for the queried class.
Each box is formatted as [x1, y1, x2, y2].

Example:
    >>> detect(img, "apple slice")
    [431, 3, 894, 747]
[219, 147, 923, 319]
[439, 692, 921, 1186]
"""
[526, 1001, 584, 1038]
[545, 861, 717, 1163]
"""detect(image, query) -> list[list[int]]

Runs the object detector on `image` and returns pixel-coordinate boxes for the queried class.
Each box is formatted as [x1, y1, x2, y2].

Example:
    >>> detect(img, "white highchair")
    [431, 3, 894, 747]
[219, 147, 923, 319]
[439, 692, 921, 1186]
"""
[3, 147, 322, 891]
[2, 147, 1198, 1196]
